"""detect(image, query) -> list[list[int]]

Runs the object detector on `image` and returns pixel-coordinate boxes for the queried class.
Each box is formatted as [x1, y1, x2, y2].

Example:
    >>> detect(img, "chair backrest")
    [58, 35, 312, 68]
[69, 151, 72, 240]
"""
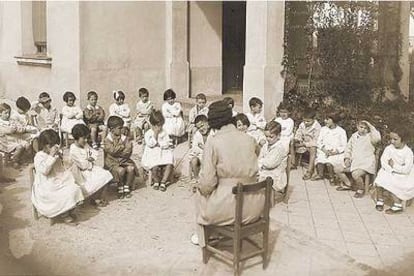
[232, 177, 273, 229]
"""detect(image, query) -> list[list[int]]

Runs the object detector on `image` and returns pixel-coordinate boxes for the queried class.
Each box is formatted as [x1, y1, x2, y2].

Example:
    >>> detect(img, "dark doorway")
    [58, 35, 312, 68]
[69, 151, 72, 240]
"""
[222, 1, 246, 94]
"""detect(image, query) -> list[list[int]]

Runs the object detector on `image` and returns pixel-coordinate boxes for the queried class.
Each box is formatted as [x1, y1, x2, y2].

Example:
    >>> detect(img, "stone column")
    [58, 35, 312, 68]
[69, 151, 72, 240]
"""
[243, 1, 285, 120]
[166, 1, 190, 99]
[399, 1, 410, 101]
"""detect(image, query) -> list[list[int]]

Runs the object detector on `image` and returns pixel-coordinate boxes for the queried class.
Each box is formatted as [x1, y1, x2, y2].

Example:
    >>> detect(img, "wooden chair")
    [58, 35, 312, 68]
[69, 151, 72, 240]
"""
[202, 177, 273, 276]
[59, 113, 72, 148]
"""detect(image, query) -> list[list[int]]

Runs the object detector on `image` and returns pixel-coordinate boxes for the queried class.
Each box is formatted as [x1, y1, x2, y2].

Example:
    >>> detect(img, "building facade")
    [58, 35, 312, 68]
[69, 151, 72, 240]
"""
[0, 1, 285, 120]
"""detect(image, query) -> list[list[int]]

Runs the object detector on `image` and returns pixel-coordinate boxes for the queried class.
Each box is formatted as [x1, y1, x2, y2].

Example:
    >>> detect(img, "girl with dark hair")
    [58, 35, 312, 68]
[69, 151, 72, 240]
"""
[142, 110, 174, 192]
[161, 89, 185, 145]
[60, 91, 85, 133]
[312, 112, 348, 184]
[31, 129, 84, 224]
[109, 90, 131, 129]
[69, 124, 113, 206]
[374, 127, 414, 214]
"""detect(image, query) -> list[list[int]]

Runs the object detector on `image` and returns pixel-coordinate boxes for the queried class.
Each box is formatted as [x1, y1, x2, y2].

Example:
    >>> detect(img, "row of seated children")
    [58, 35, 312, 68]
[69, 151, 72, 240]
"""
[31, 126, 112, 225]
[284, 106, 414, 214]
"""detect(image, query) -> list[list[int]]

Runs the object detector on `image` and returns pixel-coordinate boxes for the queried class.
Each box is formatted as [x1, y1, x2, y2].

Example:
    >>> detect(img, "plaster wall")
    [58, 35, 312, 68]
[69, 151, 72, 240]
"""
[189, 1, 222, 96]
[79, 1, 167, 112]
[0, 1, 80, 111]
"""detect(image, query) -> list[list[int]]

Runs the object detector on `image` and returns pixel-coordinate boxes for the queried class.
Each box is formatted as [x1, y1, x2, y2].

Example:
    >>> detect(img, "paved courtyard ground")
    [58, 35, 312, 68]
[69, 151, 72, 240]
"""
[1, 142, 414, 275]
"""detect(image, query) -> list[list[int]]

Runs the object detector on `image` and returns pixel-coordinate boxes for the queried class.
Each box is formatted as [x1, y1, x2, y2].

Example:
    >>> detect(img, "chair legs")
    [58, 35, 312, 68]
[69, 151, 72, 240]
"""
[233, 237, 241, 276]
[262, 227, 269, 269]
[202, 227, 210, 264]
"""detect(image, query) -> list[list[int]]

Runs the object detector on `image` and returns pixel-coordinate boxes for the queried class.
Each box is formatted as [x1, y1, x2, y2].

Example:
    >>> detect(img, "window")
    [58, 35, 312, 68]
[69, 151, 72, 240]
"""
[32, 1, 47, 55]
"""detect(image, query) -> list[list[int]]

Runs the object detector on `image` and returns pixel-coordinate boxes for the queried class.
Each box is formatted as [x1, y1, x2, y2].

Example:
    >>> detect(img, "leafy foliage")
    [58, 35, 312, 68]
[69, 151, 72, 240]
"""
[282, 1, 412, 147]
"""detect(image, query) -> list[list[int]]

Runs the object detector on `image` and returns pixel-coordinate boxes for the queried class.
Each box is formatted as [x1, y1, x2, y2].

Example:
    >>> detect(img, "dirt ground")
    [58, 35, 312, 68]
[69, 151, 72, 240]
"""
[0, 143, 383, 275]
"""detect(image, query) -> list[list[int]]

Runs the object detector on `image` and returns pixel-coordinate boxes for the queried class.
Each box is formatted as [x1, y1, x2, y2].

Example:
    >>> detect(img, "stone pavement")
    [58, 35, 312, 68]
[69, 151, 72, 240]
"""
[0, 142, 414, 275]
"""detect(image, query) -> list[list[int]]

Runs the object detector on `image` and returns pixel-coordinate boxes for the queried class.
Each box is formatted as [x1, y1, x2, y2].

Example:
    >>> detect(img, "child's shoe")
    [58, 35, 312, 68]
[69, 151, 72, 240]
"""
[124, 185, 132, 198]
[153, 182, 160, 190]
[159, 182, 167, 192]
[118, 186, 124, 199]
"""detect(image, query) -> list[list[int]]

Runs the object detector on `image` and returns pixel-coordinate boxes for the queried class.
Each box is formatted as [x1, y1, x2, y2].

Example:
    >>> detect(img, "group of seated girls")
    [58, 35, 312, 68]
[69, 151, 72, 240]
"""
[30, 109, 180, 225]
[259, 101, 414, 215]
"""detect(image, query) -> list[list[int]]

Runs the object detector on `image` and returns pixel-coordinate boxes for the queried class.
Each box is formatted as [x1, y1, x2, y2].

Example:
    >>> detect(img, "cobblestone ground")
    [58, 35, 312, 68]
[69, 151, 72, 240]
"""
[1, 142, 414, 275]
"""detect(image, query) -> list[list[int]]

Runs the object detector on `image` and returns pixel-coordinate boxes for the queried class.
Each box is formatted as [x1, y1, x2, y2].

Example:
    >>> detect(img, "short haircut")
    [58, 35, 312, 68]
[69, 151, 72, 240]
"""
[265, 120, 282, 136]
[149, 110, 165, 127]
[107, 116, 124, 129]
[195, 93, 207, 101]
[0, 103, 11, 113]
[223, 97, 234, 107]
[38, 129, 60, 150]
[163, 89, 176, 101]
[72, 124, 90, 140]
[391, 125, 410, 143]
[277, 101, 290, 112]
[249, 97, 263, 107]
[39, 92, 50, 98]
[16, 97, 31, 112]
[326, 112, 341, 124]
[235, 113, 250, 128]
[113, 90, 125, 101]
[87, 91, 98, 100]
[194, 114, 208, 125]
[303, 108, 316, 119]
[63, 91, 76, 102]
[138, 88, 149, 97]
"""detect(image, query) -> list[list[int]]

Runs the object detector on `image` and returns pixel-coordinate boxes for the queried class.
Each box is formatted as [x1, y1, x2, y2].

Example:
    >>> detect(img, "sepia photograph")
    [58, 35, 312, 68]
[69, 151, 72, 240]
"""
[1, 0, 414, 275]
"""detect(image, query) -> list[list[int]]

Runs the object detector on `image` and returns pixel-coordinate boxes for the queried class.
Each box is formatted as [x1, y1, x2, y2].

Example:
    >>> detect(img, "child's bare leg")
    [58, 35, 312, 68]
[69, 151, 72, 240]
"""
[311, 163, 324, 180]
[336, 171, 352, 189]
[90, 126, 98, 146]
[308, 147, 316, 175]
[289, 141, 296, 167]
[116, 167, 126, 198]
[190, 157, 201, 178]
[135, 127, 143, 143]
[352, 169, 366, 197]
[152, 166, 160, 190]
[159, 164, 173, 192]
[124, 165, 135, 197]
[325, 164, 335, 185]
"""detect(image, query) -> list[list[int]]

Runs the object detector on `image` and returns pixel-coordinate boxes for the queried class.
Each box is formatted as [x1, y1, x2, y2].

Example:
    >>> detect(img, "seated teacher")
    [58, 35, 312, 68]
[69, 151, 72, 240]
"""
[192, 100, 265, 246]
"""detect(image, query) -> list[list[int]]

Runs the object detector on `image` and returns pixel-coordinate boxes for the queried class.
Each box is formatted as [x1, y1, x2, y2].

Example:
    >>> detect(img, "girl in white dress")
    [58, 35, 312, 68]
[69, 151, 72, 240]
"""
[60, 91, 85, 133]
[338, 120, 381, 198]
[312, 112, 348, 185]
[161, 89, 185, 145]
[374, 128, 414, 214]
[109, 90, 132, 129]
[31, 129, 84, 224]
[69, 124, 113, 207]
[141, 110, 174, 192]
